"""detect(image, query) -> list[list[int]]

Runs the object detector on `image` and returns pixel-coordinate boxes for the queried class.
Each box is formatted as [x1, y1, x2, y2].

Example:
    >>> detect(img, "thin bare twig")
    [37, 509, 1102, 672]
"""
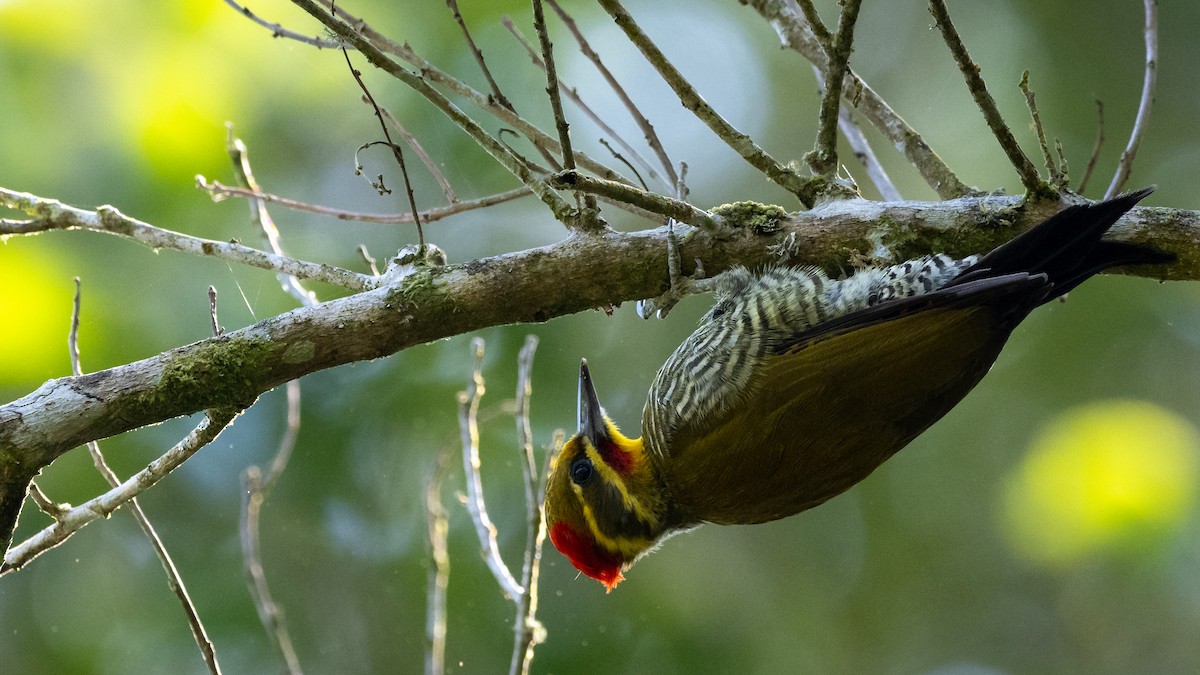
[314, 0, 634, 186]
[598, 138, 650, 192]
[358, 245, 380, 276]
[545, 0, 676, 187]
[501, 17, 666, 191]
[1105, 0, 1157, 199]
[424, 449, 452, 675]
[509, 336, 548, 675]
[838, 103, 901, 201]
[292, 0, 578, 222]
[530, 0, 604, 228]
[447, 0, 514, 110]
[227, 131, 320, 306]
[223, 0, 342, 48]
[208, 286, 222, 337]
[338, 43, 426, 248]
[532, 0, 576, 174]
[228, 132, 309, 675]
[2, 409, 241, 574]
[377, 105, 458, 204]
[795, 6, 898, 200]
[458, 338, 524, 599]
[796, 19, 899, 200]
[27, 483, 68, 519]
[796, 0, 832, 45]
[1078, 99, 1105, 194]
[749, 0, 975, 198]
[595, 0, 815, 204]
[69, 279, 224, 674]
[0, 188, 375, 291]
[1054, 138, 1070, 188]
[928, 0, 1044, 195]
[240, 382, 304, 675]
[1019, 71, 1063, 187]
[199, 178, 530, 225]
[547, 171, 715, 229]
[807, 0, 862, 177]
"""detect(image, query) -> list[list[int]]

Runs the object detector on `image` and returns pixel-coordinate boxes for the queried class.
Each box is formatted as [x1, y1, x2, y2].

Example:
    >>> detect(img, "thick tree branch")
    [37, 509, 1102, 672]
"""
[1, 194, 1194, 549]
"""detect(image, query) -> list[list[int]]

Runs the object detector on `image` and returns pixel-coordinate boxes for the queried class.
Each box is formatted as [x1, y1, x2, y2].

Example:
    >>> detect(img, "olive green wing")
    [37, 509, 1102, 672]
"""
[661, 274, 1044, 525]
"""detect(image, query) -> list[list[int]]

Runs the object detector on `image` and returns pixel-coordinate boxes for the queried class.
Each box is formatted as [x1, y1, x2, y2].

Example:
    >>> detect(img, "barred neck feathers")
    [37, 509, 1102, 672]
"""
[642, 256, 978, 457]
[824, 254, 978, 314]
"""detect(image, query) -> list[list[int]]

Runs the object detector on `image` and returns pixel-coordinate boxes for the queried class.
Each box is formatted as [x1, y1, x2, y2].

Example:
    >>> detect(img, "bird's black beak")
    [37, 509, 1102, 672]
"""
[578, 359, 610, 447]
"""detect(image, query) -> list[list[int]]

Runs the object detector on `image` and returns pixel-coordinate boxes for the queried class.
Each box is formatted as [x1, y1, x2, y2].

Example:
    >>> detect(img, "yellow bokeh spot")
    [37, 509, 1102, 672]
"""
[1001, 400, 1199, 567]
[0, 248, 73, 383]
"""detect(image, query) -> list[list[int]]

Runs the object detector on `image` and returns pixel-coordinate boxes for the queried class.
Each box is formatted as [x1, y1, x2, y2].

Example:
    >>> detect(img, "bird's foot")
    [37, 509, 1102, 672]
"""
[637, 220, 715, 319]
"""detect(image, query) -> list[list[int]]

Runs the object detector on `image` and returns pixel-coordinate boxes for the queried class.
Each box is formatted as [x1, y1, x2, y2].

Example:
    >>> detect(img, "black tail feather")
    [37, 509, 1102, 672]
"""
[949, 187, 1173, 301]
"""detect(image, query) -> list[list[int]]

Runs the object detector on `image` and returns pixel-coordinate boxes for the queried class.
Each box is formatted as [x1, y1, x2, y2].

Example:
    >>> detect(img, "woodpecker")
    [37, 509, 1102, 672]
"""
[543, 188, 1173, 591]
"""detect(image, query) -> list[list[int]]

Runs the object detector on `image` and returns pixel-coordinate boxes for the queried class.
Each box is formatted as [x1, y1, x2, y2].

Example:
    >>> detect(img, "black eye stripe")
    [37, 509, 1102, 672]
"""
[570, 457, 595, 486]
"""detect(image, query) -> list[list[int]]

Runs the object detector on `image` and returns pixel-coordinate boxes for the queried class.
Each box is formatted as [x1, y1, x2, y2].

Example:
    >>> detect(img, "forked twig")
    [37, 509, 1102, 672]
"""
[223, 0, 342, 48]
[71, 279, 223, 674]
[240, 383, 304, 675]
[313, 0, 634, 186]
[338, 41, 426, 248]
[292, 0, 577, 221]
[229, 132, 309, 674]
[807, 0, 862, 177]
[446, 0, 514, 110]
[595, 0, 814, 203]
[452, 338, 550, 674]
[0, 188, 374, 291]
[1019, 71, 1065, 187]
[545, 0, 677, 187]
[2, 409, 240, 574]
[748, 0, 975, 198]
[502, 17, 666, 191]
[928, 0, 1043, 194]
[509, 336, 549, 675]
[26, 483, 68, 519]
[458, 338, 524, 599]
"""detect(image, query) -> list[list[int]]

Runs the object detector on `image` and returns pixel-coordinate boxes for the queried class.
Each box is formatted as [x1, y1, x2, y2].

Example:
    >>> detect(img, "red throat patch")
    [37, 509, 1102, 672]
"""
[549, 522, 625, 592]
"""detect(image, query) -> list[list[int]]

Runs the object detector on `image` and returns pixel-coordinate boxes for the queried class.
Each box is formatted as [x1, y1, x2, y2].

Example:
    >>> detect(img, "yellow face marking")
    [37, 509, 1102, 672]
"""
[564, 424, 658, 559]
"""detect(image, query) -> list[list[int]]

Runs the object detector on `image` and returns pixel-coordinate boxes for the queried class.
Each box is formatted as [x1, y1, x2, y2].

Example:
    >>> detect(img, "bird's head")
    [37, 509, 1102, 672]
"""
[544, 360, 667, 591]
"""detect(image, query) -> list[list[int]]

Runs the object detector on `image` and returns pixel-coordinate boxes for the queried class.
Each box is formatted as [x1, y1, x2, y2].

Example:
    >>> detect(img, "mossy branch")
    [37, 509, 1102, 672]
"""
[2, 192, 1195, 548]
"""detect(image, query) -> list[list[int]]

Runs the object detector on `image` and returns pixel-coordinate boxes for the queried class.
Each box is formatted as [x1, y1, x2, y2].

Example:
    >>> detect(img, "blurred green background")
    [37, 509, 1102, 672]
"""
[2, 0, 1200, 673]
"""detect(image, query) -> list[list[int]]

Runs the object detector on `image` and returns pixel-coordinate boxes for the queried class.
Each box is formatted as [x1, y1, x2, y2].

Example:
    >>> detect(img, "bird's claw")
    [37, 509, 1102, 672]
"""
[637, 257, 714, 319]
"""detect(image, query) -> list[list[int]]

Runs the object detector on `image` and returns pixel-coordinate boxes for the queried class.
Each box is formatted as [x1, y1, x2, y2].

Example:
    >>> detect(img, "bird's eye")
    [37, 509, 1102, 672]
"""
[570, 457, 595, 486]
